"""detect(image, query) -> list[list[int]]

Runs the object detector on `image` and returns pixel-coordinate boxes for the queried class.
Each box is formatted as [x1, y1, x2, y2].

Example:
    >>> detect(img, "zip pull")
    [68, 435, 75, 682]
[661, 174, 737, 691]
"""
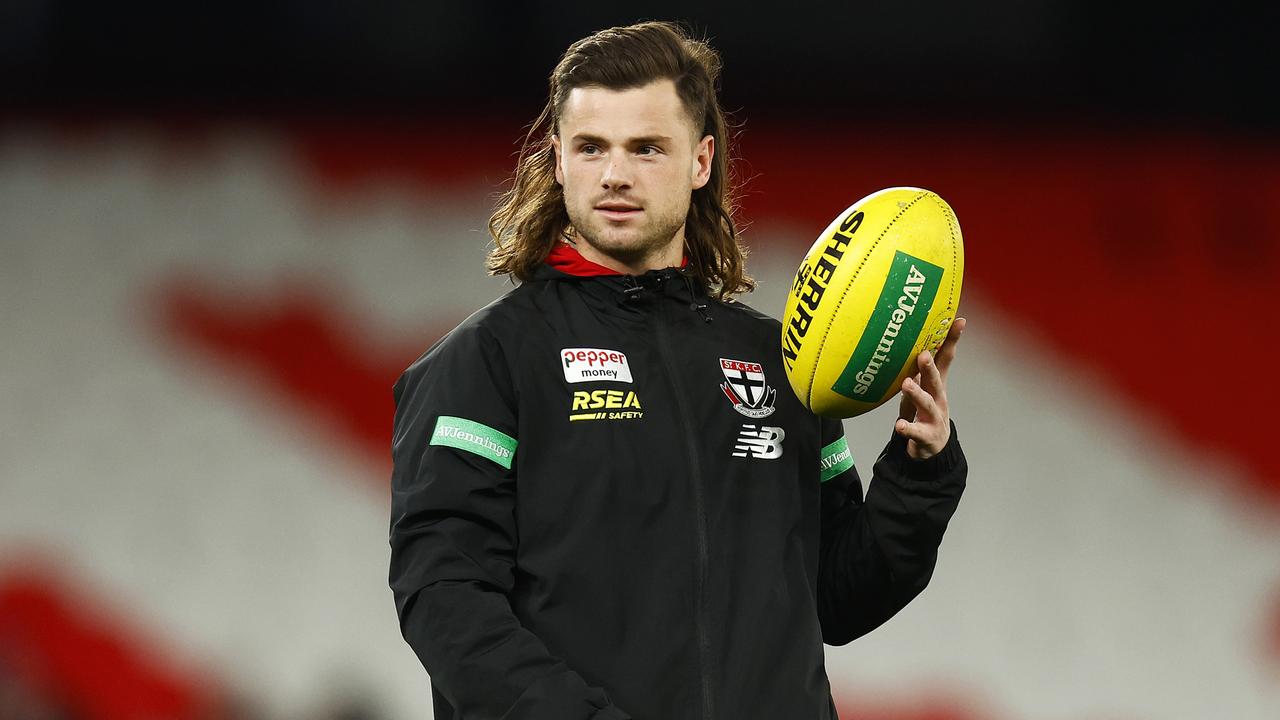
[691, 301, 713, 323]
[681, 272, 713, 322]
[619, 276, 644, 304]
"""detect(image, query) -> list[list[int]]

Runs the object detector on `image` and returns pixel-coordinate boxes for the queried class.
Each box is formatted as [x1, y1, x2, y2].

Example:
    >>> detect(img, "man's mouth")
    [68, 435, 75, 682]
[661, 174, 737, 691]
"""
[596, 203, 642, 220]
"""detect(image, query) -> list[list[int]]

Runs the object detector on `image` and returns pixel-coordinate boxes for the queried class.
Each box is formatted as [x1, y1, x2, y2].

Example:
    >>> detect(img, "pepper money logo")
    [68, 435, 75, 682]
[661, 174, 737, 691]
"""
[718, 358, 777, 419]
[561, 347, 633, 383]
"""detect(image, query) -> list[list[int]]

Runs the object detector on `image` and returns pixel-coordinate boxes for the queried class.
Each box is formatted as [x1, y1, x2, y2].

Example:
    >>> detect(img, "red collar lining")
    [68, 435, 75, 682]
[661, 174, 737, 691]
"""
[545, 242, 623, 276]
[545, 242, 688, 277]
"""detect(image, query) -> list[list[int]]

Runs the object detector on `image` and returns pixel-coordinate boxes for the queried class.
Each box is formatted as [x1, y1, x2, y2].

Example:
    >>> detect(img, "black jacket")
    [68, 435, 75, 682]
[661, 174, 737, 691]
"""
[389, 248, 967, 720]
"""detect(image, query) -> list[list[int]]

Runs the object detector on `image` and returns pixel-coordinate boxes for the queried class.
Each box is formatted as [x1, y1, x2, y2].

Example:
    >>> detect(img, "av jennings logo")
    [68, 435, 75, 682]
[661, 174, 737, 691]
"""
[718, 358, 777, 419]
[733, 424, 785, 459]
[832, 251, 943, 401]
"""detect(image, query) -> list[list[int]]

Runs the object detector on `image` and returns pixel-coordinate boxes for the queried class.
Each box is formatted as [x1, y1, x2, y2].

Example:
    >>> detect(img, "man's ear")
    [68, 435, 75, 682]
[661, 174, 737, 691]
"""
[692, 134, 714, 190]
[551, 135, 563, 186]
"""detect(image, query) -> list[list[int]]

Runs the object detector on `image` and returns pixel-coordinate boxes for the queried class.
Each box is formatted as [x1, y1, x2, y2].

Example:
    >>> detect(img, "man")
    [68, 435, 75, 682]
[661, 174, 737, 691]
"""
[389, 21, 967, 720]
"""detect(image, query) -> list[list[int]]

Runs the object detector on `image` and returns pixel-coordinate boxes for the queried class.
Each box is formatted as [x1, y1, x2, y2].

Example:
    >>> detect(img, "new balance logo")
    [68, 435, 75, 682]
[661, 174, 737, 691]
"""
[733, 424, 785, 459]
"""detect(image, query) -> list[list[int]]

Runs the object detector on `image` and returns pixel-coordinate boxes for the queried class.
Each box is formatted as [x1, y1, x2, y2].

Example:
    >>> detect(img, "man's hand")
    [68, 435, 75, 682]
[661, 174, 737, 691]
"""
[894, 317, 966, 460]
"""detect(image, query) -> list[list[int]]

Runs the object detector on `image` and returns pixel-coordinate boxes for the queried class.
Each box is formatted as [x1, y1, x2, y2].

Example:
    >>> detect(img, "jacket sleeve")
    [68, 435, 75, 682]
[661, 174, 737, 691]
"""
[388, 322, 631, 720]
[816, 417, 966, 646]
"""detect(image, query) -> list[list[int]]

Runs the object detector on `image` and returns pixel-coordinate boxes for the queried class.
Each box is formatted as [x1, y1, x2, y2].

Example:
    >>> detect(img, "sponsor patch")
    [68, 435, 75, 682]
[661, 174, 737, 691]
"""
[733, 424, 785, 459]
[831, 251, 943, 401]
[719, 358, 777, 419]
[568, 389, 644, 422]
[562, 347, 633, 384]
[430, 415, 517, 469]
[820, 437, 854, 482]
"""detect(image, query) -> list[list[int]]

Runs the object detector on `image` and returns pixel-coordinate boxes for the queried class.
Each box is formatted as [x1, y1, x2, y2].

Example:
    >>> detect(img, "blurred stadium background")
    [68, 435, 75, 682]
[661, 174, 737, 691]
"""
[2, 2, 1279, 719]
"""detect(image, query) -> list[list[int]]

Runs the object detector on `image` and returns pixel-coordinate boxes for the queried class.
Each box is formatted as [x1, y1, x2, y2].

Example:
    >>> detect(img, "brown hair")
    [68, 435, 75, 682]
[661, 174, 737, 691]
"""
[486, 20, 753, 299]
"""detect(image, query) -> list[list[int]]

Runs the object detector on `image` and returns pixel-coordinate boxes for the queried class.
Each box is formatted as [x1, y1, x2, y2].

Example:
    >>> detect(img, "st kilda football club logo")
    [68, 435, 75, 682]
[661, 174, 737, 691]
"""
[718, 358, 777, 419]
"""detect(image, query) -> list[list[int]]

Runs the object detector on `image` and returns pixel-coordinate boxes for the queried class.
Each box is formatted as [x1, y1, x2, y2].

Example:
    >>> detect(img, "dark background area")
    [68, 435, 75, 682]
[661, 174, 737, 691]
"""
[2, 1, 1275, 132]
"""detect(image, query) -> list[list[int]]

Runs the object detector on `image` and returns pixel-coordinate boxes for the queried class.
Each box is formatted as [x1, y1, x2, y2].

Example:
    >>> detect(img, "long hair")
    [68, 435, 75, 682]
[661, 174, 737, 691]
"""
[486, 21, 753, 299]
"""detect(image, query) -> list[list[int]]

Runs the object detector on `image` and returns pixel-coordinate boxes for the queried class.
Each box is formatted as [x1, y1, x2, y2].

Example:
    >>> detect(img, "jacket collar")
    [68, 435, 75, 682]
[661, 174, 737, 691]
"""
[543, 241, 688, 277]
[534, 242, 714, 323]
[544, 242, 625, 277]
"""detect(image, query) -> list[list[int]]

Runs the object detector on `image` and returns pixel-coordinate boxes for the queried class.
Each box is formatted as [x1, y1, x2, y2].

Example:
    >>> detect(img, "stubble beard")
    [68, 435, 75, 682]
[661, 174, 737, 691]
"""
[566, 201, 688, 268]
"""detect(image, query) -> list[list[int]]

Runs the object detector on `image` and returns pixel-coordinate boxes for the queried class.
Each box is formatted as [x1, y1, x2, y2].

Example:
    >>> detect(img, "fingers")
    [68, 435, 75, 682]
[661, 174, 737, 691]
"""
[917, 349, 944, 398]
[894, 413, 950, 459]
[895, 374, 951, 459]
[900, 375, 940, 422]
[894, 416, 929, 443]
[898, 371, 921, 421]
[897, 316, 965, 422]
[893, 317, 964, 459]
[893, 412, 939, 449]
[935, 316, 966, 378]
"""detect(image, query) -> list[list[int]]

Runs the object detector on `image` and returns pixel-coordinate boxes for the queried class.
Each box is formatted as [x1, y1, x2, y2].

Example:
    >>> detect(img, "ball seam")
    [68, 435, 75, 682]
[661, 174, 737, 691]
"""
[931, 193, 961, 339]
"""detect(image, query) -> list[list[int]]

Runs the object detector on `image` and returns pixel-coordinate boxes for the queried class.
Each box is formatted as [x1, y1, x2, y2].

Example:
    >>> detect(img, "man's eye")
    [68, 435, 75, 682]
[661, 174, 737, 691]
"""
[637, 146, 658, 155]
[581, 145, 600, 155]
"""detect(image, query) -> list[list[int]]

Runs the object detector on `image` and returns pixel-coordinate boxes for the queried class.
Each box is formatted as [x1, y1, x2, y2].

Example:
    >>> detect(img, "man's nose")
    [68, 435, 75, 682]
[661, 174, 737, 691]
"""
[600, 155, 633, 190]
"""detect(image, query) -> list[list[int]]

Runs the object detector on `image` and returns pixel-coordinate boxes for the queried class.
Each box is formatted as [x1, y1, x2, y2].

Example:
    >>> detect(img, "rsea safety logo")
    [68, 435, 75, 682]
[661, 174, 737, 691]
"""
[568, 389, 644, 422]
[732, 424, 785, 459]
[561, 348, 633, 383]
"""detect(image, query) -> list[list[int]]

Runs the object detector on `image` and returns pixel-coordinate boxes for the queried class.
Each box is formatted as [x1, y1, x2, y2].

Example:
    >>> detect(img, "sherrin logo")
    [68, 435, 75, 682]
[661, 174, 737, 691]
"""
[561, 347, 633, 383]
[782, 211, 863, 372]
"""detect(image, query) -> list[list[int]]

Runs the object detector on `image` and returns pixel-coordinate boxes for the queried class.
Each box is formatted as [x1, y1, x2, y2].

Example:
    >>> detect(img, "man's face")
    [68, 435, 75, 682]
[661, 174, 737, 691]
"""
[552, 78, 714, 267]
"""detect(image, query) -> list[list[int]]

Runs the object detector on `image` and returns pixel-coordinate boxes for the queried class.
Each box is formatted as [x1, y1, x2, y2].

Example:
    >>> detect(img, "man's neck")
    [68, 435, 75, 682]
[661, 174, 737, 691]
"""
[572, 234, 685, 276]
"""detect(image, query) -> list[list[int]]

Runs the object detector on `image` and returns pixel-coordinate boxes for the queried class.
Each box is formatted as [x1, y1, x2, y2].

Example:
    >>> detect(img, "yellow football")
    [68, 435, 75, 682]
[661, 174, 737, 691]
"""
[781, 187, 964, 418]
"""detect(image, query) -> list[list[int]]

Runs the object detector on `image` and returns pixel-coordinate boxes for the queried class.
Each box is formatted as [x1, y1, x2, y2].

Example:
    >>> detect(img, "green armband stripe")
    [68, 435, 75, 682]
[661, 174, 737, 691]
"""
[430, 415, 517, 469]
[820, 437, 854, 483]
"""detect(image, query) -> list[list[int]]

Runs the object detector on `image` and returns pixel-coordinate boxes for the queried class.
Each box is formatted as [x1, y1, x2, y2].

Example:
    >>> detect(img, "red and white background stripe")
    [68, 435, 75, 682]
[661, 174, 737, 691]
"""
[1, 121, 1278, 719]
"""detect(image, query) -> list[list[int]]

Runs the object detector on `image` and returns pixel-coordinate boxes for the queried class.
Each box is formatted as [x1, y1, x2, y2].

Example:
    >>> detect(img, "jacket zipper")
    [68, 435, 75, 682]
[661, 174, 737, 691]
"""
[652, 287, 715, 720]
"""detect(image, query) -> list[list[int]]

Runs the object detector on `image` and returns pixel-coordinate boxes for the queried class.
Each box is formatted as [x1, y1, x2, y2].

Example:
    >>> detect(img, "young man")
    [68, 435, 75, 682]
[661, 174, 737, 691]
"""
[389, 21, 967, 720]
